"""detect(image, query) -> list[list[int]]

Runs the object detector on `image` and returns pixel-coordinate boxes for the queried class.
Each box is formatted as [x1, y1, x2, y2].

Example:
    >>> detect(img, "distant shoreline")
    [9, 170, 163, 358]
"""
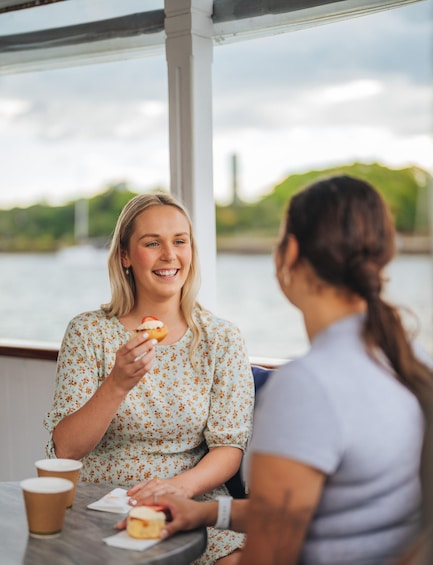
[217, 234, 432, 255]
[395, 235, 432, 255]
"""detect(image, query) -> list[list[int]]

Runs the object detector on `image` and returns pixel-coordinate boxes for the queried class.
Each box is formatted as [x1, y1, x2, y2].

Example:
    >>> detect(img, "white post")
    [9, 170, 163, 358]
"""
[164, 0, 216, 310]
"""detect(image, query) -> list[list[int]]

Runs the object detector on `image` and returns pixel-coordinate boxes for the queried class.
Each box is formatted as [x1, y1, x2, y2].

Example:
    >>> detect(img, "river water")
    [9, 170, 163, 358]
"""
[0, 251, 431, 359]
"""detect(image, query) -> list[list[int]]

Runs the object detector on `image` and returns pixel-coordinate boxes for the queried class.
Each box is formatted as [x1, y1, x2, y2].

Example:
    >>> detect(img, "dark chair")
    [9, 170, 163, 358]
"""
[225, 365, 273, 499]
[251, 364, 273, 396]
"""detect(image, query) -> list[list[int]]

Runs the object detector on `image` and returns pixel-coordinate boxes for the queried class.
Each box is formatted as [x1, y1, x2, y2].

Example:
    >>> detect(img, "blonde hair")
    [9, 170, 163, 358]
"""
[101, 193, 203, 363]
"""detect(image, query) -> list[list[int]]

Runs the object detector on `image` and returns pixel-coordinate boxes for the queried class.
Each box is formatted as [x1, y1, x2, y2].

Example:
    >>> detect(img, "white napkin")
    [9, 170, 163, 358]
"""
[103, 530, 161, 551]
[87, 487, 131, 514]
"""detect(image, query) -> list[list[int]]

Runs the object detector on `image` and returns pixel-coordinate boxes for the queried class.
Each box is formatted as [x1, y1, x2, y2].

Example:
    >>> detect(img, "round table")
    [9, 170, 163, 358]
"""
[1, 481, 207, 565]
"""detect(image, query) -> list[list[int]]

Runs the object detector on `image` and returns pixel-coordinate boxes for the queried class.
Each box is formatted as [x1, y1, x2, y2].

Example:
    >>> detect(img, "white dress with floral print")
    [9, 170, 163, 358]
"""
[44, 306, 254, 563]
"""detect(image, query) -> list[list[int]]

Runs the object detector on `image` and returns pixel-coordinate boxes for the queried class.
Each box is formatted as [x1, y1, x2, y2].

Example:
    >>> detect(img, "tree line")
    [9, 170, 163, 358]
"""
[0, 162, 430, 253]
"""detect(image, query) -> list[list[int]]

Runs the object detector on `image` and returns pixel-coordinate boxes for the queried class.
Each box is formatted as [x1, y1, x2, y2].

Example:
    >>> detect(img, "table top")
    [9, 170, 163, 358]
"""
[1, 481, 207, 565]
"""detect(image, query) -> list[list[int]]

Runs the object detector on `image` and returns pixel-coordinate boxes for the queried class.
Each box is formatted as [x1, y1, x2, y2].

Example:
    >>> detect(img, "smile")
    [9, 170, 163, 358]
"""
[153, 269, 178, 277]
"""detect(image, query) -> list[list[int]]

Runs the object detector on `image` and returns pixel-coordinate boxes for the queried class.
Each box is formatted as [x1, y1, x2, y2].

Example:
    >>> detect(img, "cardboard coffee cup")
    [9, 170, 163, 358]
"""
[35, 459, 83, 508]
[20, 477, 73, 538]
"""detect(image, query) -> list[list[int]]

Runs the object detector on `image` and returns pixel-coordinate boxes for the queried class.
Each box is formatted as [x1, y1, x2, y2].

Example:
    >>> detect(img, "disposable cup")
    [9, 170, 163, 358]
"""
[35, 458, 82, 508]
[20, 477, 73, 538]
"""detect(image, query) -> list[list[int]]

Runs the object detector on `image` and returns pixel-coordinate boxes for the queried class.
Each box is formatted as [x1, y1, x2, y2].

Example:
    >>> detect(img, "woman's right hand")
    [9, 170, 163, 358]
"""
[53, 333, 158, 460]
[107, 333, 158, 394]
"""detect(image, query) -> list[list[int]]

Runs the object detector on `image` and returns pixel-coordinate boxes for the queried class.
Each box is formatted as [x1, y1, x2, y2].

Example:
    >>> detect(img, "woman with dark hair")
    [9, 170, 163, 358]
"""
[129, 176, 433, 565]
[44, 193, 254, 564]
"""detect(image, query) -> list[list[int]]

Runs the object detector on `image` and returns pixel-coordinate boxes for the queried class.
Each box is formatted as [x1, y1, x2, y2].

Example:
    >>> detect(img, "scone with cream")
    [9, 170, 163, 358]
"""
[135, 316, 168, 343]
[126, 505, 167, 539]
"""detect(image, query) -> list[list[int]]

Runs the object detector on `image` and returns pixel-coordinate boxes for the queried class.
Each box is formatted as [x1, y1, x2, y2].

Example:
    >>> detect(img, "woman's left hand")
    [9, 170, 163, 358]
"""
[127, 478, 191, 504]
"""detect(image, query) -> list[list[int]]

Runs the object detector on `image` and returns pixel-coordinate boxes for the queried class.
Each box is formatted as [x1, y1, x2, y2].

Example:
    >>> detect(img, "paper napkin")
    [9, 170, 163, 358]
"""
[103, 530, 161, 551]
[87, 487, 131, 514]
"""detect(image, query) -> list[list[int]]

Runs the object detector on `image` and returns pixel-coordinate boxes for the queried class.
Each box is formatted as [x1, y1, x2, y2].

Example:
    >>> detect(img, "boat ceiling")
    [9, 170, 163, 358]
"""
[0, 0, 423, 74]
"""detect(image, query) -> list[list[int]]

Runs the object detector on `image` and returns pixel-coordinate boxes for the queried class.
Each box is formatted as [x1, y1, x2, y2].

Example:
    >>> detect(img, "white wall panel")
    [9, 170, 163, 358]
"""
[0, 357, 56, 481]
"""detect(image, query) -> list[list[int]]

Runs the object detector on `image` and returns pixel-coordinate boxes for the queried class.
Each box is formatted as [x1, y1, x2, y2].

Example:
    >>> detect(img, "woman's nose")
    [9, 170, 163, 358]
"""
[161, 244, 175, 261]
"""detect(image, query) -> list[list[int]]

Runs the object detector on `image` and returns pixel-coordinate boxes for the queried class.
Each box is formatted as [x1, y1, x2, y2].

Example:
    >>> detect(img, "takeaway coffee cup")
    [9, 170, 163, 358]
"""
[35, 459, 83, 508]
[20, 477, 73, 538]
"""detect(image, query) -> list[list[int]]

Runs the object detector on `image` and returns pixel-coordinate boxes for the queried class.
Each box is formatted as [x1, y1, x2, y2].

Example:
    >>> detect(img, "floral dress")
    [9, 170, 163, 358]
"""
[44, 306, 255, 563]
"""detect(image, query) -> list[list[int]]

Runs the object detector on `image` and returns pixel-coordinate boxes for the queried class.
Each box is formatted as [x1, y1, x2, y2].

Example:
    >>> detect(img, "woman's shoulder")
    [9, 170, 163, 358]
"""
[194, 306, 242, 335]
[65, 309, 119, 335]
[265, 353, 335, 401]
[270, 355, 314, 385]
[61, 310, 124, 351]
[68, 309, 109, 325]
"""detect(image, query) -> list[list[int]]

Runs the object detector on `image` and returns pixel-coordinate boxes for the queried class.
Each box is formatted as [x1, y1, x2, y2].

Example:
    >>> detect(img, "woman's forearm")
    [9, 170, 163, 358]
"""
[190, 498, 248, 532]
[228, 499, 248, 532]
[52, 377, 128, 459]
[170, 446, 243, 498]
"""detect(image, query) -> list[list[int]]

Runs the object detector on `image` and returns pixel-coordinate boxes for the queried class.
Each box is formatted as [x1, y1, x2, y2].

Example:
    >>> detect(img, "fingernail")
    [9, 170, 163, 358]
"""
[151, 339, 158, 345]
[160, 529, 168, 539]
[129, 498, 137, 506]
[141, 332, 149, 339]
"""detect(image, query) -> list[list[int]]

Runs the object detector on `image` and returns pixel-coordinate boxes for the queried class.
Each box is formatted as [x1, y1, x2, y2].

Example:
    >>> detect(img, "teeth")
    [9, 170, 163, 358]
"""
[154, 269, 177, 276]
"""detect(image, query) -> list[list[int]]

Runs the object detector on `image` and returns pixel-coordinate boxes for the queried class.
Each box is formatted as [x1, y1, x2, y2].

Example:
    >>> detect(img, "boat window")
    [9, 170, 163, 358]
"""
[0, 0, 431, 361]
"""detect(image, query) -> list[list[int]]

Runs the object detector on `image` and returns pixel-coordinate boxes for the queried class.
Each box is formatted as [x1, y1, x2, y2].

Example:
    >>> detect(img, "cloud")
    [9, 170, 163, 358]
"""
[0, 97, 30, 120]
[212, 1, 432, 87]
[0, 63, 169, 141]
[213, 75, 431, 136]
[319, 80, 383, 103]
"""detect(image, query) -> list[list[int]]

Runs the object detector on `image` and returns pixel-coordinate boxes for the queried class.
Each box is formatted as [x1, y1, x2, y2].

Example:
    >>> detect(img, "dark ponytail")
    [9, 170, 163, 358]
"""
[280, 175, 433, 526]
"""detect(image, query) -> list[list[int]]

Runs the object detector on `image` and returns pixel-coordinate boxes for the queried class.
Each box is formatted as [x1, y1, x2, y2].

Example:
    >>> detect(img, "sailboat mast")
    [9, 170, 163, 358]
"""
[74, 198, 89, 244]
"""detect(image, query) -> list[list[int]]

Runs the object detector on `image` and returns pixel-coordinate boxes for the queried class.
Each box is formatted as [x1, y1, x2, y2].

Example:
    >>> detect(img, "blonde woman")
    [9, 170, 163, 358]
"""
[44, 193, 255, 564]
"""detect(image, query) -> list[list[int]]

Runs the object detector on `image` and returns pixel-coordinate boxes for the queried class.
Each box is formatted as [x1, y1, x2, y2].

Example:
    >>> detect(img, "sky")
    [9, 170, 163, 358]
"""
[0, 0, 432, 208]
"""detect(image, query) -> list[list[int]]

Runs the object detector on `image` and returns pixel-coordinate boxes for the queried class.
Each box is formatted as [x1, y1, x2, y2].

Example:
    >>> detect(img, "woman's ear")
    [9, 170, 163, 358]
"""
[120, 249, 130, 269]
[284, 234, 299, 269]
[275, 235, 299, 291]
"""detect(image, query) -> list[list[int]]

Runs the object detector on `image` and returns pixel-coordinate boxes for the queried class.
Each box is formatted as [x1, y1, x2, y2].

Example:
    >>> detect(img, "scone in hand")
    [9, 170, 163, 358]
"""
[135, 316, 168, 343]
